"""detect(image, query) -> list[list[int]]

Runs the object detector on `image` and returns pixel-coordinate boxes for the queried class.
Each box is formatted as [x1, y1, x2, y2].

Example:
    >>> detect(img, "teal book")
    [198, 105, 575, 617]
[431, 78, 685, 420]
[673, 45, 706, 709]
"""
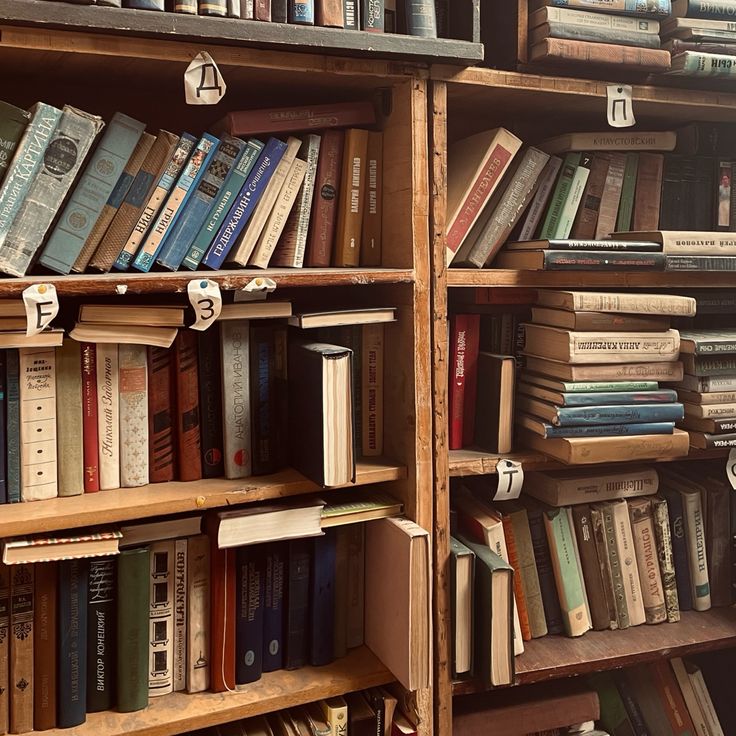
[0, 101, 31, 185]
[155, 134, 244, 271]
[544, 389, 678, 407]
[181, 138, 264, 271]
[532, 421, 675, 439]
[39, 112, 146, 275]
[0, 103, 61, 252]
[6, 349, 19, 504]
[539, 152, 581, 239]
[132, 133, 219, 273]
[615, 152, 639, 232]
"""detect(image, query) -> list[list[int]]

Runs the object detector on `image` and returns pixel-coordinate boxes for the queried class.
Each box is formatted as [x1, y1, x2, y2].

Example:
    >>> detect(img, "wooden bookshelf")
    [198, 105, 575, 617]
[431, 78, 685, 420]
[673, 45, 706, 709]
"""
[34, 646, 390, 736]
[453, 608, 736, 695]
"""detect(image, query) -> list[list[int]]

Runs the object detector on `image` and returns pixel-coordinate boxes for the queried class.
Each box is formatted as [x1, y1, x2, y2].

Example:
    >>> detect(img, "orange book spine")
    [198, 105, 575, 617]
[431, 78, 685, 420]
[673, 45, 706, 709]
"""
[334, 129, 369, 267]
[502, 515, 532, 642]
[208, 521, 235, 693]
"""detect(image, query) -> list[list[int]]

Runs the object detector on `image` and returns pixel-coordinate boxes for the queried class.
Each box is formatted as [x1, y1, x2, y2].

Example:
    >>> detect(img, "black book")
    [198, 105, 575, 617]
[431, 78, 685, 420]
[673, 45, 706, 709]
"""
[250, 323, 278, 476]
[197, 327, 224, 479]
[235, 545, 265, 684]
[262, 542, 285, 673]
[614, 671, 650, 736]
[677, 122, 736, 157]
[0, 352, 6, 504]
[361, 0, 384, 30]
[58, 560, 88, 728]
[344, 0, 360, 29]
[272, 0, 287, 21]
[284, 538, 311, 670]
[273, 324, 289, 471]
[86, 558, 116, 713]
[496, 249, 665, 271]
[660, 489, 693, 611]
[660, 155, 686, 231]
[406, 0, 437, 37]
[309, 530, 336, 667]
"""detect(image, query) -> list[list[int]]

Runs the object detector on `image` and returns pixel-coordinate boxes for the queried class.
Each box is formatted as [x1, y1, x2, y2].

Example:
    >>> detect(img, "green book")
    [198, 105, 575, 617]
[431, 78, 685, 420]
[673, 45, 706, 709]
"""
[456, 534, 514, 688]
[0, 101, 30, 185]
[449, 536, 475, 678]
[616, 152, 639, 232]
[116, 547, 150, 713]
[589, 672, 636, 736]
[539, 151, 581, 239]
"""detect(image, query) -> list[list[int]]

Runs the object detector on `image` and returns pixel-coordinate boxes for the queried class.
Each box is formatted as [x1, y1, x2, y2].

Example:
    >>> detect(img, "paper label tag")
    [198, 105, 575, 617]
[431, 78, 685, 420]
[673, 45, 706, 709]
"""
[22, 284, 59, 336]
[184, 52, 227, 105]
[236, 277, 278, 302]
[188, 279, 222, 331]
[607, 84, 635, 128]
[494, 459, 524, 501]
[727, 449, 736, 490]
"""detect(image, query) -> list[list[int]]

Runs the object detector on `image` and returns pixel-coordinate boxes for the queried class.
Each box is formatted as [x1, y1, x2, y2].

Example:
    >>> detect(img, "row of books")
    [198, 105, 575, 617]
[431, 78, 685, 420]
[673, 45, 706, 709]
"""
[0, 99, 383, 277]
[449, 462, 731, 687]
[0, 503, 426, 732]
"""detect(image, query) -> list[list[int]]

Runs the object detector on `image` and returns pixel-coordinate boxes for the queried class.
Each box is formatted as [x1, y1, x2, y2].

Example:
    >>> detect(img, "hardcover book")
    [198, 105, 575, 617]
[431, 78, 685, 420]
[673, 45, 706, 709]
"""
[147, 346, 176, 483]
[96, 344, 120, 491]
[186, 534, 210, 693]
[174, 331, 202, 482]
[148, 540, 175, 697]
[10, 564, 33, 734]
[56, 341, 83, 497]
[119, 344, 149, 488]
[86, 557, 116, 712]
[33, 561, 56, 730]
[0, 102, 30, 183]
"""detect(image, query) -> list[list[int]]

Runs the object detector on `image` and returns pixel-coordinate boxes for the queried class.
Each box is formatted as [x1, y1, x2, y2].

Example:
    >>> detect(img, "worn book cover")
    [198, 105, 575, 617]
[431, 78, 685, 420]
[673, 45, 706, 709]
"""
[119, 344, 149, 488]
[173, 538, 187, 692]
[148, 540, 174, 698]
[56, 341, 83, 497]
[186, 534, 210, 693]
[174, 331, 202, 482]
[650, 496, 680, 622]
[0, 102, 30, 184]
[147, 346, 175, 483]
[10, 564, 33, 734]
[86, 557, 115, 712]
[628, 498, 667, 624]
[96, 344, 119, 491]
[33, 561, 56, 730]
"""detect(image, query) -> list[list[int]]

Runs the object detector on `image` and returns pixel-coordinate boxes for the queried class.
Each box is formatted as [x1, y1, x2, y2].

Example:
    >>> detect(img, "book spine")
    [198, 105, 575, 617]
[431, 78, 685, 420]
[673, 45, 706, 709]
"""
[174, 331, 202, 482]
[615, 152, 639, 232]
[679, 0, 736, 17]
[361, 0, 384, 30]
[501, 516, 532, 641]
[199, 0, 228, 14]
[220, 320, 252, 479]
[531, 37, 671, 71]
[19, 347, 57, 501]
[554, 163, 589, 239]
[96, 344, 120, 491]
[602, 504, 630, 629]
[0, 103, 30, 183]
[540, 250, 664, 270]
[0, 354, 6, 505]
[147, 347, 176, 483]
[540, 20, 661, 46]
[590, 507, 619, 630]
[344, 0, 360, 27]
[197, 328, 225, 479]
[540, 5, 661, 28]
[5, 351, 19, 505]
[209, 539, 235, 692]
[310, 531, 336, 666]
[406, 0, 437, 36]
[667, 254, 736, 270]
[272, 0, 287, 20]
[346, 523, 365, 649]
[612, 500, 646, 626]
[86, 557, 116, 713]
[289, 0, 315, 22]
[526, 508, 564, 635]
[1, 107, 103, 277]
[682, 490, 711, 611]
[632, 152, 664, 231]
[539, 421, 676, 438]
[614, 673, 650, 736]
[360, 131, 383, 265]
[173, 539, 187, 692]
[628, 499, 667, 624]
[148, 540, 175, 697]
[33, 561, 56, 730]
[39, 113, 145, 274]
[255, 0, 271, 20]
[9, 564, 33, 734]
[119, 344, 149, 488]
[250, 324, 277, 475]
[707, 486, 732, 608]
[333, 526, 349, 659]
[58, 559, 88, 727]
[273, 325, 289, 474]
[262, 543, 285, 672]
[518, 156, 562, 241]
[539, 152, 581, 239]
[569, 153, 609, 239]
[285, 538, 311, 669]
[175, 0, 198, 12]
[651, 659, 698, 735]
[362, 324, 384, 456]
[674, 50, 736, 77]
[116, 548, 150, 713]
[0, 566, 8, 733]
[316, 0, 344, 24]
[595, 152, 626, 239]
[186, 534, 210, 693]
[56, 341, 83, 497]
[551, 403, 683, 426]
[235, 546, 265, 684]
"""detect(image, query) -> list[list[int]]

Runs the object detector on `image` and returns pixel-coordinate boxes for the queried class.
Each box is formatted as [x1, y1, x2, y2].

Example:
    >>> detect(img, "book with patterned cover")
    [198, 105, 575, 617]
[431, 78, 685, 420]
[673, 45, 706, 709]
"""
[119, 345, 149, 488]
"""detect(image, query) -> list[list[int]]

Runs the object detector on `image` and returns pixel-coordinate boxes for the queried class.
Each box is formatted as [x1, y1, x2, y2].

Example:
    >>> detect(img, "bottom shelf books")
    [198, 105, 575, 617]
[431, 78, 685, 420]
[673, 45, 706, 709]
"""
[449, 462, 733, 687]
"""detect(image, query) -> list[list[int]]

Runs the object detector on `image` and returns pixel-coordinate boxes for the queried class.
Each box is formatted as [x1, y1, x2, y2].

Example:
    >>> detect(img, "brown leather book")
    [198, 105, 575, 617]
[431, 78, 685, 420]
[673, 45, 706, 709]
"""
[10, 564, 33, 735]
[570, 153, 610, 240]
[360, 131, 383, 266]
[632, 153, 664, 232]
[334, 128, 370, 267]
[529, 38, 671, 73]
[0, 565, 9, 734]
[650, 661, 697, 735]
[174, 331, 202, 482]
[255, 0, 271, 19]
[147, 346, 176, 484]
[499, 513, 532, 641]
[702, 474, 732, 607]
[595, 152, 626, 240]
[33, 562, 57, 731]
[316, 0, 344, 25]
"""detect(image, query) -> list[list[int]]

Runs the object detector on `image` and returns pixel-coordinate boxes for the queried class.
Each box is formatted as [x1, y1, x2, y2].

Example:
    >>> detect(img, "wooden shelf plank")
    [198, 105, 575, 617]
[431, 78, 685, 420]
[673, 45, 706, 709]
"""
[0, 0, 483, 64]
[0, 458, 405, 538]
[33, 646, 390, 736]
[0, 268, 413, 298]
[453, 608, 736, 695]
[447, 269, 736, 289]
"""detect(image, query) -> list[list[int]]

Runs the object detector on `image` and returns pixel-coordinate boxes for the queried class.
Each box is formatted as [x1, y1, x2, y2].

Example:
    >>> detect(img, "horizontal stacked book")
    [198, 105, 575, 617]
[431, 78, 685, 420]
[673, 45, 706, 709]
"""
[0, 98, 385, 277]
[450, 462, 731, 688]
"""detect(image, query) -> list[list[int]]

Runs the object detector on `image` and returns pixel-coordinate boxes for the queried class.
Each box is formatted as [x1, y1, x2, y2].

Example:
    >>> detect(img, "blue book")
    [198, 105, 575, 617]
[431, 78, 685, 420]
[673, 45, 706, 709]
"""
[133, 133, 220, 273]
[262, 542, 285, 673]
[6, 350, 19, 504]
[235, 545, 265, 685]
[58, 559, 89, 728]
[202, 137, 288, 270]
[524, 388, 680, 408]
[289, 0, 314, 23]
[181, 139, 264, 271]
[155, 135, 245, 271]
[661, 488, 693, 611]
[530, 421, 676, 439]
[309, 530, 336, 667]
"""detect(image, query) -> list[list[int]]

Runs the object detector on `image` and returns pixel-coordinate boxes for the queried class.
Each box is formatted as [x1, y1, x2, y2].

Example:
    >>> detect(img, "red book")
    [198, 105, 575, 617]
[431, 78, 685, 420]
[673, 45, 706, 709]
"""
[255, 0, 271, 19]
[213, 101, 375, 138]
[500, 515, 532, 642]
[306, 129, 344, 267]
[207, 519, 236, 693]
[449, 314, 479, 450]
[33, 562, 56, 731]
[147, 347, 176, 484]
[174, 331, 202, 482]
[81, 343, 99, 493]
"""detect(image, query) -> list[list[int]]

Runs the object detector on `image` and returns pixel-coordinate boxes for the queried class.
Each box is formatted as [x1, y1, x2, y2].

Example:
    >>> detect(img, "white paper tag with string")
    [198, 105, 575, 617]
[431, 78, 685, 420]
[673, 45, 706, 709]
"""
[23, 284, 59, 336]
[727, 448, 736, 490]
[184, 52, 227, 105]
[188, 278, 222, 331]
[606, 84, 635, 128]
[493, 459, 524, 501]
[234, 277, 278, 302]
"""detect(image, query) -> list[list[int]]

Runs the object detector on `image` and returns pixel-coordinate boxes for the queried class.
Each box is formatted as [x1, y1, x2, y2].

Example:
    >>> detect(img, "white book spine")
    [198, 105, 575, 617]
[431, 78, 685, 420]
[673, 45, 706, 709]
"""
[186, 534, 210, 693]
[220, 320, 251, 479]
[682, 489, 712, 611]
[19, 346, 57, 501]
[149, 539, 175, 697]
[690, 666, 725, 736]
[96, 344, 120, 491]
[612, 499, 646, 626]
[118, 344, 149, 488]
[671, 658, 709, 736]
[173, 538, 187, 692]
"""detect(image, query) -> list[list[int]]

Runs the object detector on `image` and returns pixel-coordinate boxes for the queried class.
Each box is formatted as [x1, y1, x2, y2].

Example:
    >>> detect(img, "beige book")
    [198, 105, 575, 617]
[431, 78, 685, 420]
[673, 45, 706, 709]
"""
[70, 323, 177, 349]
[610, 499, 645, 626]
[19, 346, 57, 502]
[149, 539, 175, 697]
[361, 131, 383, 267]
[614, 229, 736, 255]
[56, 340, 84, 497]
[186, 534, 210, 694]
[249, 158, 308, 269]
[361, 323, 384, 457]
[671, 658, 712, 736]
[319, 697, 348, 736]
[530, 5, 660, 32]
[0, 331, 63, 350]
[96, 344, 120, 491]
[523, 355, 684, 383]
[173, 538, 187, 693]
[228, 137, 301, 266]
[536, 290, 696, 316]
[684, 401, 736, 419]
[0, 565, 8, 734]
[540, 130, 677, 155]
[119, 344, 148, 488]
[688, 661, 725, 736]
[9, 564, 33, 735]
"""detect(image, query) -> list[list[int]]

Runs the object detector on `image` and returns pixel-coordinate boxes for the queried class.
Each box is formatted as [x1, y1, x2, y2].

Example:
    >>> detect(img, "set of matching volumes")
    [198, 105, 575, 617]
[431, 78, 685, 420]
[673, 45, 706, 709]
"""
[450, 461, 732, 690]
[0, 99, 384, 277]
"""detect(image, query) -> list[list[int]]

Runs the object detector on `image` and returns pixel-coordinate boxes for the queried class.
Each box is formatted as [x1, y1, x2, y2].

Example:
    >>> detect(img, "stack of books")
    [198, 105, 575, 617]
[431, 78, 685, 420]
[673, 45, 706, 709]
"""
[515, 290, 693, 463]
[526, 0, 671, 74]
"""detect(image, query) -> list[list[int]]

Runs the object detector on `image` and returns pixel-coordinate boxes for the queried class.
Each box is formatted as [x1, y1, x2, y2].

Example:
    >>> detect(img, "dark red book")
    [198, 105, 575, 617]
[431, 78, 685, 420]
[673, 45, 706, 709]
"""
[449, 314, 480, 450]
[213, 101, 375, 137]
[33, 562, 56, 731]
[174, 331, 202, 482]
[306, 129, 344, 268]
[147, 347, 176, 484]
[81, 344, 99, 493]
[255, 0, 271, 19]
